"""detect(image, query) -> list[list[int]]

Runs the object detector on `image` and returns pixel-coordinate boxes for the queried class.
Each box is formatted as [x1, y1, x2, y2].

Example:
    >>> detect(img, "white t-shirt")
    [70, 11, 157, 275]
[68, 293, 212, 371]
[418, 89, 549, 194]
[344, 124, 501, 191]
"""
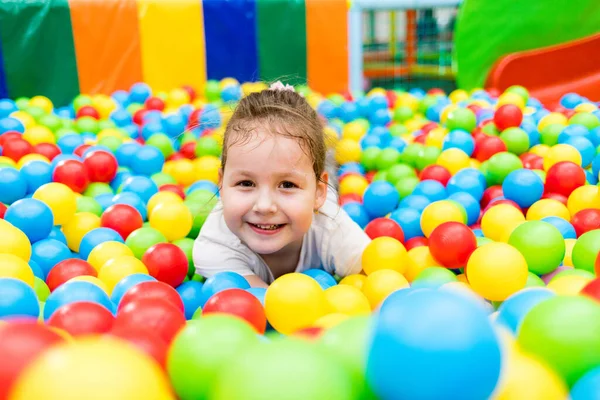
[193, 190, 371, 284]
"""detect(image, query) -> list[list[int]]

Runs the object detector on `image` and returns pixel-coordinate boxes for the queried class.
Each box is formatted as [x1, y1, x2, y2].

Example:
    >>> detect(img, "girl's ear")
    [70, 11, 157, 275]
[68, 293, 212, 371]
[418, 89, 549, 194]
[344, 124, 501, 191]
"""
[314, 171, 329, 210]
[218, 168, 224, 186]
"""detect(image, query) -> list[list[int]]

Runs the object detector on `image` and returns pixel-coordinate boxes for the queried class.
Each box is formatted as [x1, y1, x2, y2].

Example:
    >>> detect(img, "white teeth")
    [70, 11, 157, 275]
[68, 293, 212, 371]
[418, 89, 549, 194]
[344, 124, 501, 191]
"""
[254, 224, 280, 230]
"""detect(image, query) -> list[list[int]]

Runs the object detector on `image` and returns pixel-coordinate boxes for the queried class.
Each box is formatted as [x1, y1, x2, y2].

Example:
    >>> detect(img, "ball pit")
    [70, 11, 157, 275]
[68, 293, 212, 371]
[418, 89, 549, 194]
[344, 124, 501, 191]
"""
[0, 79, 598, 400]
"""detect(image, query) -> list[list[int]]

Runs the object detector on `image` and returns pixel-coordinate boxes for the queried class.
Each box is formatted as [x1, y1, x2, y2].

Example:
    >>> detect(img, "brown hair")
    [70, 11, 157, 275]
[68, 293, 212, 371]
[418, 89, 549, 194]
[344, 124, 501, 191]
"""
[222, 88, 327, 180]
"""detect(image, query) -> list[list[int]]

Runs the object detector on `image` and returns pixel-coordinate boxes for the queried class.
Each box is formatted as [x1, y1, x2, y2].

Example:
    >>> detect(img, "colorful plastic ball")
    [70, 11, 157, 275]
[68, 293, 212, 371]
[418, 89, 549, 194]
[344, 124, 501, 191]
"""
[364, 217, 404, 242]
[0, 167, 27, 205]
[473, 135, 507, 162]
[436, 148, 471, 175]
[361, 269, 409, 310]
[340, 202, 368, 228]
[486, 152, 523, 185]
[48, 301, 115, 336]
[43, 280, 113, 320]
[130, 146, 165, 176]
[0, 278, 39, 318]
[448, 192, 480, 226]
[0, 220, 32, 262]
[118, 281, 183, 314]
[545, 161, 585, 198]
[78, 227, 124, 260]
[201, 271, 250, 304]
[110, 273, 157, 305]
[119, 175, 159, 203]
[466, 242, 528, 301]
[8, 336, 174, 400]
[32, 182, 77, 226]
[140, 243, 188, 287]
[446, 170, 485, 201]
[46, 258, 97, 292]
[98, 255, 148, 294]
[100, 203, 143, 240]
[29, 238, 71, 279]
[481, 203, 525, 242]
[4, 198, 53, 243]
[518, 295, 600, 387]
[61, 212, 100, 252]
[494, 104, 523, 131]
[446, 107, 477, 132]
[567, 185, 600, 216]
[2, 137, 32, 162]
[540, 216, 576, 239]
[82, 149, 118, 183]
[302, 269, 337, 289]
[526, 198, 571, 221]
[389, 207, 423, 240]
[167, 315, 259, 400]
[418, 164, 451, 186]
[0, 321, 65, 399]
[361, 181, 399, 218]
[175, 281, 204, 319]
[20, 159, 52, 194]
[420, 200, 465, 237]
[502, 169, 544, 208]
[52, 159, 89, 193]
[543, 143, 582, 171]
[411, 267, 458, 289]
[413, 179, 447, 202]
[547, 274, 592, 295]
[571, 208, 600, 237]
[367, 289, 501, 400]
[496, 288, 555, 333]
[361, 237, 409, 275]
[124, 227, 167, 259]
[148, 202, 192, 241]
[324, 285, 371, 317]
[570, 366, 600, 400]
[571, 229, 600, 273]
[109, 323, 169, 368]
[428, 221, 477, 269]
[202, 288, 266, 334]
[115, 297, 185, 344]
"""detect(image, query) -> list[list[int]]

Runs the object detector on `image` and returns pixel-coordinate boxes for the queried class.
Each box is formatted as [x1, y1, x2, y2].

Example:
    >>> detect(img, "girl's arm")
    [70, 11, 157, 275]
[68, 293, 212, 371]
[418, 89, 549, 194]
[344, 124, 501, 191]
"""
[244, 274, 269, 288]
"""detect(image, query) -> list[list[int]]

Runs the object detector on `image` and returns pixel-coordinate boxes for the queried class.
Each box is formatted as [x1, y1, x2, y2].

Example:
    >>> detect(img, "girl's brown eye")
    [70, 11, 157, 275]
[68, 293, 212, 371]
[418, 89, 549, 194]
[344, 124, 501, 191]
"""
[281, 181, 297, 189]
[236, 180, 254, 187]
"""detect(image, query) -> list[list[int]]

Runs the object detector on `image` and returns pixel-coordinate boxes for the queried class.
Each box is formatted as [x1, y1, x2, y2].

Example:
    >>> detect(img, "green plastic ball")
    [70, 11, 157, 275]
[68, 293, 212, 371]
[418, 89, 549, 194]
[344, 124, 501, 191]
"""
[98, 136, 123, 153]
[25, 106, 46, 122]
[500, 127, 530, 155]
[506, 85, 529, 104]
[147, 133, 175, 158]
[401, 143, 425, 167]
[395, 176, 419, 199]
[385, 163, 417, 185]
[328, 94, 346, 107]
[84, 182, 113, 198]
[76, 196, 103, 216]
[412, 267, 457, 289]
[184, 189, 218, 239]
[518, 296, 600, 387]
[446, 108, 476, 132]
[98, 119, 116, 131]
[125, 227, 168, 259]
[507, 221, 565, 275]
[360, 147, 381, 171]
[486, 152, 523, 185]
[205, 80, 221, 102]
[179, 131, 197, 145]
[75, 116, 99, 134]
[151, 172, 177, 187]
[525, 272, 546, 288]
[172, 237, 195, 277]
[540, 123, 563, 146]
[415, 146, 442, 171]
[372, 170, 388, 182]
[15, 97, 30, 110]
[419, 95, 438, 114]
[38, 114, 62, 132]
[393, 106, 414, 123]
[571, 229, 600, 273]
[126, 103, 144, 115]
[551, 268, 595, 282]
[569, 112, 600, 130]
[389, 124, 408, 137]
[481, 123, 499, 136]
[195, 136, 222, 158]
[476, 237, 493, 247]
[34, 277, 50, 302]
[73, 95, 93, 111]
[168, 316, 260, 400]
[375, 148, 401, 171]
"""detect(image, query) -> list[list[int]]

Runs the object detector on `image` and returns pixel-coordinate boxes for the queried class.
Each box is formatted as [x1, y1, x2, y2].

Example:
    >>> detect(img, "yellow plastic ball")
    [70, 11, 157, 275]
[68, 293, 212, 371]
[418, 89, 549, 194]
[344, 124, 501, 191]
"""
[147, 191, 184, 215]
[395, 93, 419, 111]
[168, 88, 191, 108]
[404, 119, 423, 133]
[338, 274, 367, 290]
[170, 159, 196, 187]
[525, 199, 570, 221]
[342, 121, 367, 142]
[456, 273, 469, 284]
[92, 95, 117, 119]
[8, 336, 175, 400]
[469, 158, 481, 169]
[466, 242, 528, 301]
[0, 219, 32, 261]
[0, 253, 35, 287]
[436, 148, 470, 175]
[440, 104, 458, 125]
[547, 274, 592, 296]
[361, 237, 409, 275]
[324, 285, 371, 316]
[574, 103, 598, 113]
[87, 241, 134, 272]
[98, 255, 149, 294]
[567, 185, 600, 215]
[193, 156, 220, 184]
[361, 269, 409, 310]
[17, 154, 50, 169]
[265, 273, 328, 334]
[543, 144, 582, 171]
[562, 239, 576, 267]
[313, 313, 349, 329]
[339, 175, 369, 197]
[425, 127, 446, 148]
[449, 89, 469, 104]
[33, 182, 77, 226]
[220, 77, 239, 89]
[405, 245, 439, 282]
[97, 128, 124, 141]
[23, 125, 55, 145]
[481, 204, 525, 242]
[335, 138, 361, 164]
[61, 212, 101, 252]
[67, 276, 110, 293]
[497, 92, 526, 109]
[28, 95, 54, 114]
[10, 111, 36, 130]
[494, 351, 568, 400]
[538, 112, 568, 132]
[149, 202, 193, 241]
[420, 200, 466, 237]
[0, 156, 17, 168]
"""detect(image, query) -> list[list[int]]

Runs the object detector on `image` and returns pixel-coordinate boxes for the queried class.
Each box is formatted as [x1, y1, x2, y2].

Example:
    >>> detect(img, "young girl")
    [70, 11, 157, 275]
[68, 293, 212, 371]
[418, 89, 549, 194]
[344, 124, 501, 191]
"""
[192, 82, 371, 288]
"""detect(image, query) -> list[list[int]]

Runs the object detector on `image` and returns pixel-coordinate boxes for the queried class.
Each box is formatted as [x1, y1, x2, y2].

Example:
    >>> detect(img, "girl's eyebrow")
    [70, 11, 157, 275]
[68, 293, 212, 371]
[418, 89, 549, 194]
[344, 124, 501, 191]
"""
[231, 169, 307, 180]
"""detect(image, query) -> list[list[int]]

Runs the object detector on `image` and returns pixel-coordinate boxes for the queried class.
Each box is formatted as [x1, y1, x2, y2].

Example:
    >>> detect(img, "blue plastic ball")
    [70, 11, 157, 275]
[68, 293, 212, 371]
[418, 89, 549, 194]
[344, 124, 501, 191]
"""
[448, 192, 480, 226]
[443, 129, 475, 156]
[30, 239, 72, 278]
[200, 105, 222, 129]
[560, 93, 582, 109]
[111, 169, 133, 192]
[186, 180, 219, 195]
[0, 99, 17, 118]
[564, 136, 595, 167]
[342, 202, 370, 228]
[502, 169, 544, 208]
[570, 366, 600, 400]
[57, 133, 85, 154]
[112, 191, 148, 220]
[389, 137, 407, 153]
[0, 117, 25, 134]
[370, 108, 391, 126]
[496, 288, 555, 333]
[339, 102, 359, 122]
[389, 207, 423, 240]
[200, 271, 250, 307]
[540, 216, 577, 239]
[399, 194, 431, 213]
[128, 82, 152, 104]
[162, 114, 186, 138]
[317, 100, 338, 120]
[4, 198, 53, 243]
[246, 287, 266, 305]
[115, 142, 141, 168]
[119, 175, 159, 203]
[130, 146, 165, 176]
[95, 193, 115, 212]
[111, 273, 157, 305]
[176, 280, 204, 319]
[0, 167, 27, 204]
[360, 134, 382, 149]
[221, 85, 242, 103]
[44, 280, 113, 320]
[111, 90, 130, 107]
[48, 226, 68, 245]
[412, 179, 447, 202]
[302, 269, 337, 289]
[78, 227, 124, 260]
[338, 162, 365, 176]
[0, 278, 40, 318]
[363, 181, 400, 218]
[20, 160, 52, 194]
[110, 108, 133, 127]
[367, 289, 502, 400]
[447, 171, 485, 201]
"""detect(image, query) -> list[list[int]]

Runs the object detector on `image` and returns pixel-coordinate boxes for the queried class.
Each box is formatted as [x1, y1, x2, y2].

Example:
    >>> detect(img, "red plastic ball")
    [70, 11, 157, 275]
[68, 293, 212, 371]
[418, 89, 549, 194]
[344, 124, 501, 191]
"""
[203, 288, 267, 334]
[571, 209, 600, 237]
[364, 218, 405, 243]
[473, 136, 507, 162]
[541, 192, 568, 205]
[118, 281, 184, 312]
[144, 96, 165, 111]
[167, 153, 186, 162]
[545, 161, 586, 198]
[293, 326, 325, 341]
[2, 137, 33, 161]
[100, 204, 143, 240]
[421, 122, 438, 134]
[181, 85, 197, 102]
[493, 104, 523, 131]
[187, 109, 202, 129]
[481, 185, 504, 208]
[33, 142, 61, 161]
[0, 203, 7, 219]
[76, 105, 100, 120]
[115, 298, 185, 344]
[339, 193, 362, 206]
[110, 325, 169, 368]
[520, 153, 544, 170]
[83, 149, 118, 183]
[428, 222, 477, 269]
[73, 144, 91, 157]
[0, 131, 21, 146]
[596, 253, 600, 277]
[581, 278, 600, 303]
[141, 243, 189, 287]
[385, 91, 397, 108]
[483, 198, 522, 214]
[0, 321, 65, 399]
[404, 236, 428, 250]
[413, 134, 427, 144]
[419, 165, 451, 186]
[133, 109, 149, 126]
[365, 170, 377, 183]
[46, 258, 97, 292]
[179, 141, 197, 159]
[52, 159, 90, 193]
[48, 301, 115, 336]
[159, 183, 186, 199]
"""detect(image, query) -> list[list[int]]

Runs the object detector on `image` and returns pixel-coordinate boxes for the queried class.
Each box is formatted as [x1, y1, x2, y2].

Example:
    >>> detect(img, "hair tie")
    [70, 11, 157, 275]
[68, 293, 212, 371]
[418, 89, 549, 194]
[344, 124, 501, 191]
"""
[269, 81, 296, 93]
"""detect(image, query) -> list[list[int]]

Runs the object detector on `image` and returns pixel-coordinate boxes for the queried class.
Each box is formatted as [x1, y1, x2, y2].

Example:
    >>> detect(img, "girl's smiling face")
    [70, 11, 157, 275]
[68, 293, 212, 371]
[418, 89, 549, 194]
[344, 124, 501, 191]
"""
[220, 128, 328, 258]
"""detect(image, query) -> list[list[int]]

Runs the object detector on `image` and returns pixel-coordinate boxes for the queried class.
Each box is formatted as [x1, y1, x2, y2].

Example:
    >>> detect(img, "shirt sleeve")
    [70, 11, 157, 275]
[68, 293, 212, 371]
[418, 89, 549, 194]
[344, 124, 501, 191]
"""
[193, 236, 256, 279]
